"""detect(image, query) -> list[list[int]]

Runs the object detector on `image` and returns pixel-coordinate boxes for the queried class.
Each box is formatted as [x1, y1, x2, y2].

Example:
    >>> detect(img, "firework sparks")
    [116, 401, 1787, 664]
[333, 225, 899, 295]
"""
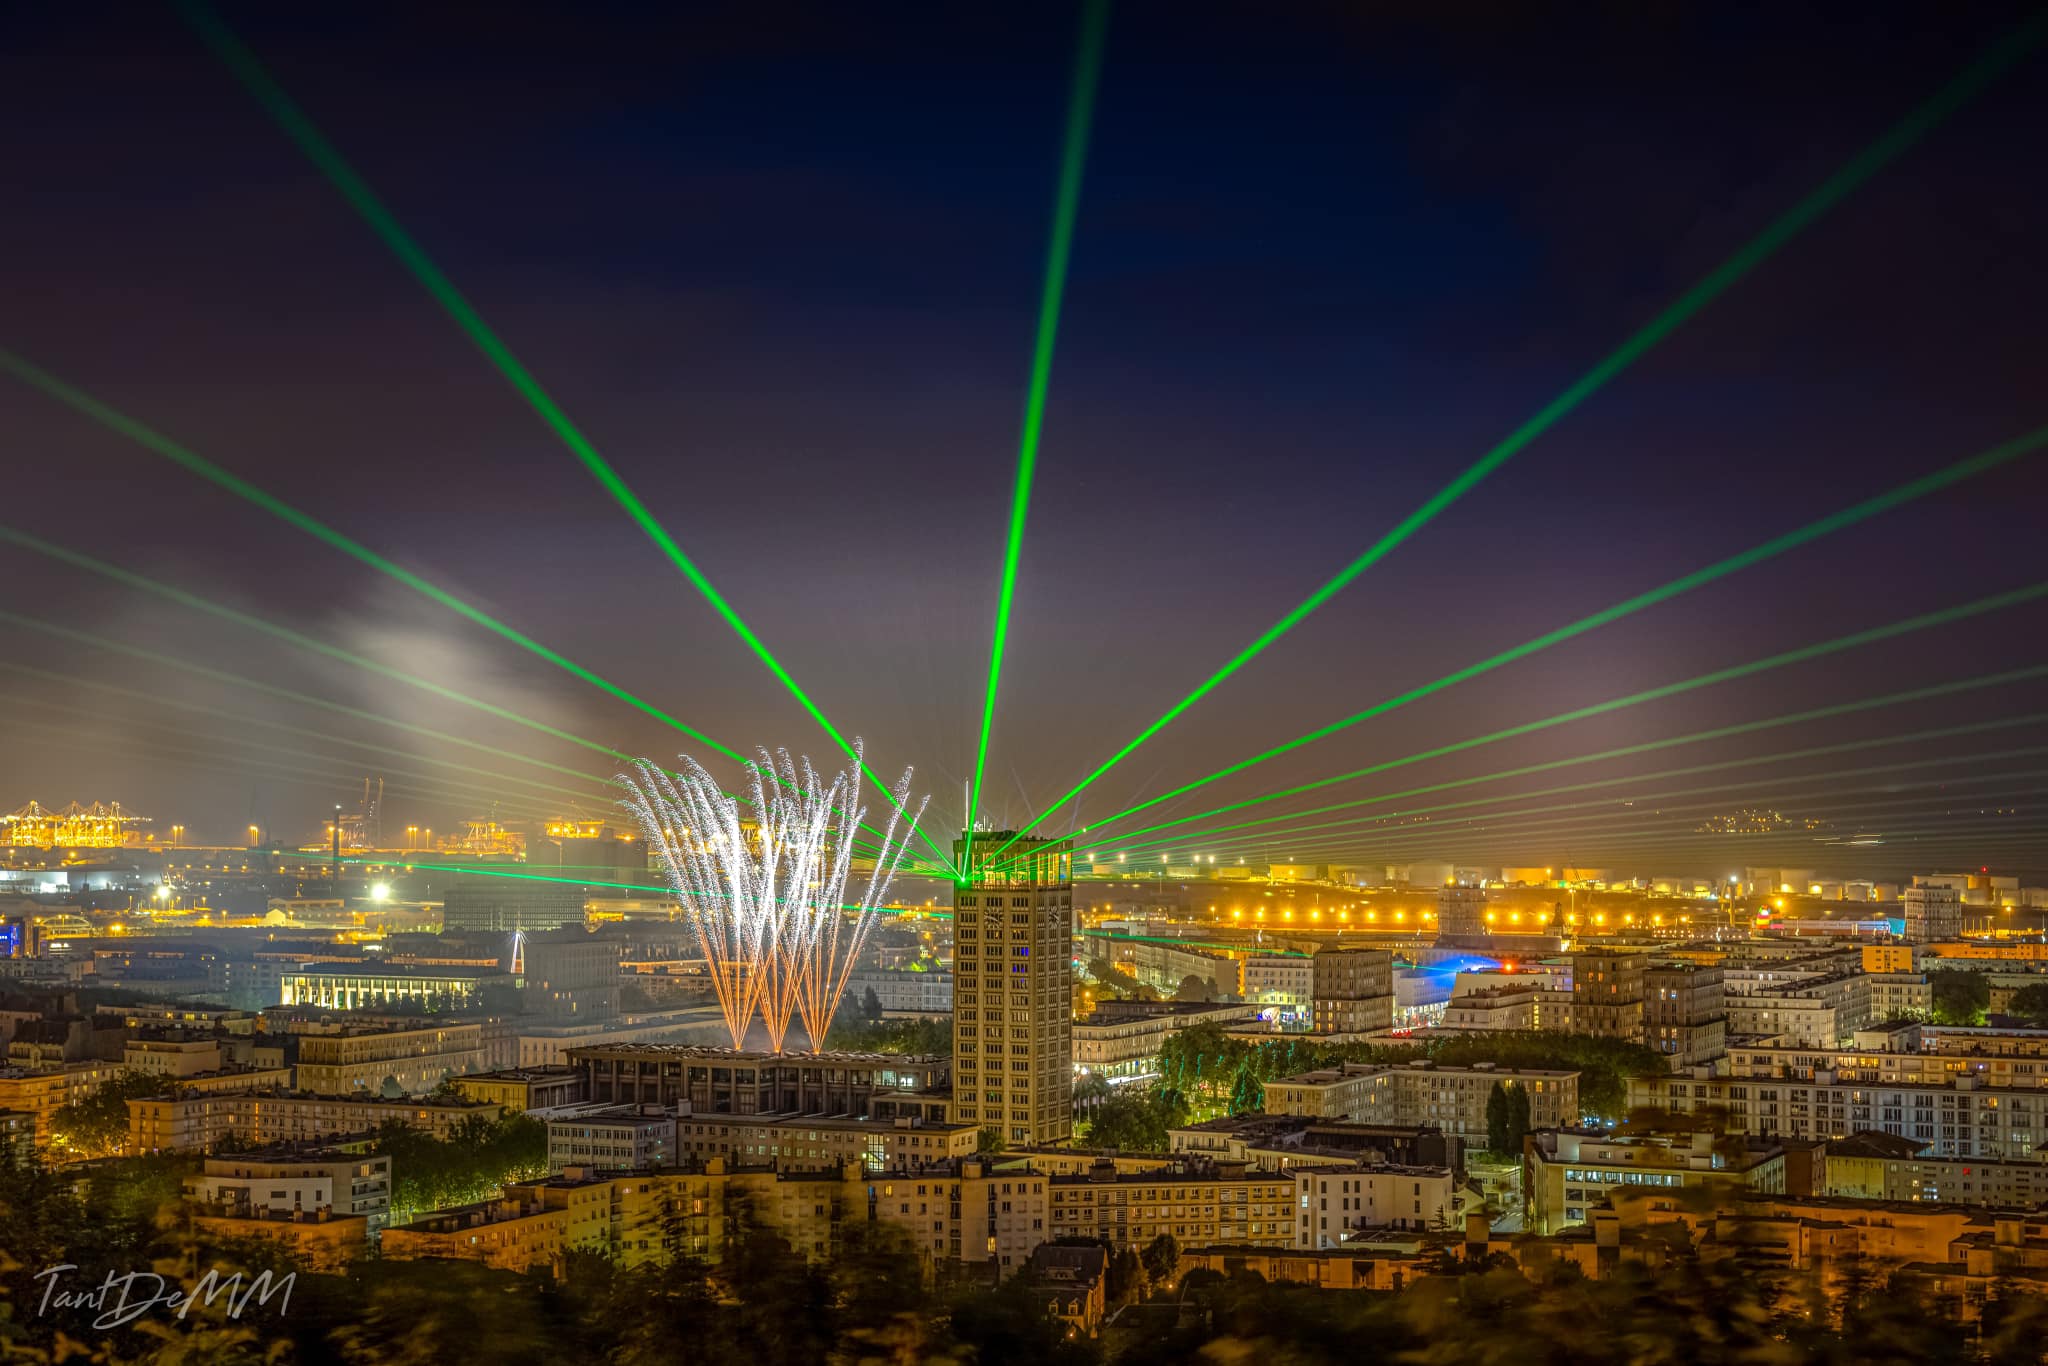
[618, 743, 928, 1052]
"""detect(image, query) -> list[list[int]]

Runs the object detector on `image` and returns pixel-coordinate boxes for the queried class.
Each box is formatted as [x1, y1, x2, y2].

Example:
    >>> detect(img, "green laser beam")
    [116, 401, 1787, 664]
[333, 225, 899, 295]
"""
[0, 350, 743, 768]
[0, 523, 648, 781]
[1167, 734, 2048, 858]
[180, 2, 950, 876]
[1068, 653, 2048, 861]
[1137, 722, 2048, 865]
[1227, 763, 2048, 861]
[0, 607, 621, 786]
[0, 526, 901, 852]
[963, 0, 1111, 874]
[988, 15, 2048, 861]
[1063, 423, 2048, 840]
[1146, 748, 2048, 861]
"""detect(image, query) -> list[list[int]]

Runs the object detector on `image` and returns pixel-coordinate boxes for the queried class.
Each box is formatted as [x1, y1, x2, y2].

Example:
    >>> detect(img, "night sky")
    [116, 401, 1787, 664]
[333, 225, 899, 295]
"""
[4, 2, 2046, 877]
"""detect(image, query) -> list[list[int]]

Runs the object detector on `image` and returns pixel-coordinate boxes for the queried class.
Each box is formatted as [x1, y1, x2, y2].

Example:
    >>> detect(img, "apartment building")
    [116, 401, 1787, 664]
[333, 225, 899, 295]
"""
[1262, 1060, 1579, 1136]
[294, 1021, 486, 1096]
[1243, 956, 1315, 1017]
[571, 1043, 946, 1114]
[1293, 1162, 1458, 1245]
[0, 1061, 113, 1141]
[186, 1148, 393, 1231]
[672, 1108, 978, 1171]
[123, 1035, 224, 1077]
[1441, 985, 1539, 1032]
[1823, 1130, 2048, 1207]
[546, 1104, 676, 1172]
[129, 1092, 504, 1153]
[1524, 1128, 1786, 1235]
[872, 1158, 1049, 1275]
[952, 833, 1075, 1145]
[1074, 1000, 1256, 1080]
[1630, 1070, 2048, 1160]
[1049, 1158, 1297, 1248]
[450, 1065, 586, 1111]
[1310, 949, 1395, 1035]
[1643, 962, 1727, 1067]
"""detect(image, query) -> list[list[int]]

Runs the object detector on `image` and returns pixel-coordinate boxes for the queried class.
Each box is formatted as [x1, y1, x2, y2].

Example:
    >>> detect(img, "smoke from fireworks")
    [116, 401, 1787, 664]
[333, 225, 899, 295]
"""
[618, 743, 928, 1052]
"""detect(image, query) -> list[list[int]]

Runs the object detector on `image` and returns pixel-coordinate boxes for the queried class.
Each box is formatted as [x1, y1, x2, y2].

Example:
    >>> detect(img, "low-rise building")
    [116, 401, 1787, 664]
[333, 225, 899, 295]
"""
[1441, 985, 1540, 1032]
[130, 1091, 504, 1154]
[672, 1107, 979, 1171]
[1261, 1060, 1579, 1138]
[1823, 1130, 2048, 1207]
[844, 966, 953, 1015]
[1292, 1161, 1458, 1245]
[1524, 1128, 1786, 1235]
[450, 1065, 587, 1111]
[545, 1104, 676, 1172]
[1630, 1069, 2048, 1161]
[1074, 1001, 1257, 1080]
[873, 1158, 1049, 1275]
[124, 1035, 225, 1077]
[1169, 1113, 1466, 1174]
[293, 1020, 486, 1096]
[185, 1147, 393, 1231]
[1048, 1158, 1298, 1248]
[1027, 1244, 1109, 1337]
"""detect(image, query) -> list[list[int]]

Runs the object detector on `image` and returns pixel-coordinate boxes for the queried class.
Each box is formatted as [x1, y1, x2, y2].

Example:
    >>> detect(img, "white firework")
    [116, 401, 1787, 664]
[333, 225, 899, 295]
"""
[618, 743, 928, 1053]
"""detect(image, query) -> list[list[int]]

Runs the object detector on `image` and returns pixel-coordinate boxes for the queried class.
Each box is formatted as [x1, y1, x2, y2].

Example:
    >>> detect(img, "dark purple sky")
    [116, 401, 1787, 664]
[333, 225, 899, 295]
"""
[4, 1, 2045, 878]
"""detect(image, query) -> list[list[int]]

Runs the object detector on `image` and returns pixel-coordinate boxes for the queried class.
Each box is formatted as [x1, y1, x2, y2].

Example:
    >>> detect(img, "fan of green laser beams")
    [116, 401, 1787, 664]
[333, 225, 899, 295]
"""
[1136, 719, 2048, 864]
[0, 609, 938, 865]
[0, 349, 751, 766]
[1022, 586, 2048, 866]
[1072, 671, 2048, 865]
[1116, 742, 2048, 864]
[1209, 766, 2048, 864]
[0, 525, 662, 778]
[0, 360, 914, 855]
[0, 670, 605, 805]
[1047, 423, 2048, 843]
[0, 525, 905, 850]
[0, 607, 607, 785]
[179, 2, 952, 876]
[987, 15, 2048, 862]
[963, 0, 1111, 874]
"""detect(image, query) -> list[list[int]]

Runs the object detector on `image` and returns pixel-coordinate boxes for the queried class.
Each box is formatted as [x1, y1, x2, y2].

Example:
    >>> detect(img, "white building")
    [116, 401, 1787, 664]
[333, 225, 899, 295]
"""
[1293, 1162, 1457, 1246]
[185, 1149, 393, 1233]
[545, 1103, 677, 1172]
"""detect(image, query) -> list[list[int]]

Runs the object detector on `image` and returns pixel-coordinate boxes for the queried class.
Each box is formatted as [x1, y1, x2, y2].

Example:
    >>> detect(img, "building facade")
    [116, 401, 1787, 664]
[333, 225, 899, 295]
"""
[1310, 949, 1394, 1035]
[952, 833, 1074, 1145]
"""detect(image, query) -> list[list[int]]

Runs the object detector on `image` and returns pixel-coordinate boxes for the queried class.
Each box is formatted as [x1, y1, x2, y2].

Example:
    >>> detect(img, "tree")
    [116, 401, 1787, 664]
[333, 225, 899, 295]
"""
[50, 1068, 169, 1159]
[1929, 969, 1990, 1026]
[860, 986, 885, 1022]
[1486, 1081, 1512, 1155]
[1174, 974, 1213, 1003]
[1141, 1233, 1182, 1289]
[619, 982, 657, 1012]
[977, 1127, 1008, 1154]
[1083, 1090, 1188, 1152]
[2005, 983, 2048, 1025]
[375, 1112, 548, 1225]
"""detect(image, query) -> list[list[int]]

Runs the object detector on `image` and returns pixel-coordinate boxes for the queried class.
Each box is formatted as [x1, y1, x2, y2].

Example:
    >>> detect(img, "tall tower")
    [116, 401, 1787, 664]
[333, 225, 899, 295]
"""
[952, 832, 1074, 1147]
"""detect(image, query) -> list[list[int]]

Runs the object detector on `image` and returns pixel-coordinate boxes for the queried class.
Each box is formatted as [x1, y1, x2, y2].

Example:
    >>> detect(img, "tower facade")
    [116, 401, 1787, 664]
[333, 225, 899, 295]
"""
[952, 833, 1073, 1146]
[1902, 884, 1963, 944]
